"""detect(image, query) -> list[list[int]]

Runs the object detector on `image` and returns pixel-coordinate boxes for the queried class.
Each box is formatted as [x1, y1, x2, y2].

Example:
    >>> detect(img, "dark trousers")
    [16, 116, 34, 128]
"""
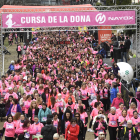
[103, 98, 110, 111]
[20, 36, 23, 42]
[108, 126, 117, 140]
[78, 134, 83, 140]
[17, 51, 21, 58]
[89, 119, 93, 128]
[82, 100, 88, 110]
[84, 127, 87, 139]
[118, 126, 123, 139]
[5, 137, 15, 140]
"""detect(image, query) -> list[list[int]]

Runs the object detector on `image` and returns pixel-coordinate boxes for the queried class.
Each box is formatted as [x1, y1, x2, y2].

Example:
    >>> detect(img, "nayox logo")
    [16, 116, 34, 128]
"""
[95, 13, 106, 24]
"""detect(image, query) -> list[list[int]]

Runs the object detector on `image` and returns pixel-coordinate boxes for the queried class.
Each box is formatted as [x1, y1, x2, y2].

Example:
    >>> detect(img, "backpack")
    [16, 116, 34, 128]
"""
[42, 125, 53, 140]
[124, 127, 136, 135]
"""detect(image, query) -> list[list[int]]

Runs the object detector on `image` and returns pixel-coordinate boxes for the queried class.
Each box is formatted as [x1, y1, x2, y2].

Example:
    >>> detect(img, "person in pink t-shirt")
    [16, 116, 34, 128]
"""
[80, 83, 89, 110]
[15, 119, 36, 140]
[88, 102, 102, 132]
[131, 111, 140, 133]
[118, 109, 129, 139]
[78, 106, 88, 138]
[90, 95, 104, 109]
[52, 112, 61, 134]
[17, 45, 21, 59]
[127, 102, 137, 119]
[31, 116, 44, 136]
[108, 107, 119, 140]
[93, 114, 107, 138]
[25, 95, 32, 116]
[4, 87, 18, 102]
[51, 97, 59, 114]
[16, 114, 25, 129]
[65, 97, 75, 114]
[116, 102, 124, 117]
[2, 115, 16, 139]
[28, 101, 39, 124]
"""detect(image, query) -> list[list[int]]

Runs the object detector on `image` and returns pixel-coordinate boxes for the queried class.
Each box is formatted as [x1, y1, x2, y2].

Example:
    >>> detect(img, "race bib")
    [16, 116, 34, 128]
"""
[24, 132, 30, 138]
[52, 109, 55, 113]
[54, 123, 58, 129]
[42, 117, 47, 121]
[6, 124, 14, 129]
[100, 95, 103, 98]
[111, 121, 116, 125]
[122, 121, 127, 127]
[83, 95, 87, 98]
[97, 130, 103, 135]
[36, 132, 41, 136]
[11, 111, 16, 116]
[104, 94, 108, 98]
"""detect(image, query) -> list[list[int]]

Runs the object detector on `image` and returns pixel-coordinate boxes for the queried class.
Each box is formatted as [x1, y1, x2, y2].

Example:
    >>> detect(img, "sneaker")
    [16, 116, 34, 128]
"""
[87, 128, 91, 132]
[89, 129, 94, 132]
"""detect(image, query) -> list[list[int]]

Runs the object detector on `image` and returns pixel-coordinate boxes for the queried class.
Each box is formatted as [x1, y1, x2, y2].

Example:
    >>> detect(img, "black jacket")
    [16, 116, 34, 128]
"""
[125, 39, 131, 50]
[77, 120, 85, 139]
[41, 124, 57, 140]
[120, 127, 140, 140]
[27, 108, 39, 120]
[41, 93, 48, 103]
[120, 44, 126, 52]
[93, 121, 107, 134]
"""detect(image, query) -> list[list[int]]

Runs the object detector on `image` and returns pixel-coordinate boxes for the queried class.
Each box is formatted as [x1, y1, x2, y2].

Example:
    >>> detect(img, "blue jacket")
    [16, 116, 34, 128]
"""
[110, 87, 118, 103]
[98, 48, 106, 57]
[9, 64, 14, 71]
[6, 104, 22, 116]
[38, 108, 52, 123]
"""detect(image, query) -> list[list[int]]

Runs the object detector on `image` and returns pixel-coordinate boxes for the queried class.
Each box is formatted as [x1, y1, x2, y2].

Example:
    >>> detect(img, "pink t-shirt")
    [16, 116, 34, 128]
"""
[25, 100, 32, 114]
[91, 108, 100, 119]
[80, 112, 88, 127]
[108, 113, 118, 127]
[53, 119, 59, 131]
[116, 109, 123, 117]
[65, 121, 70, 129]
[16, 121, 23, 129]
[57, 100, 64, 111]
[0, 88, 8, 97]
[18, 46, 21, 51]
[11, 104, 17, 116]
[81, 89, 88, 100]
[32, 122, 44, 135]
[118, 116, 129, 127]
[88, 87, 95, 96]
[127, 109, 135, 119]
[4, 122, 16, 137]
[51, 103, 58, 114]
[32, 109, 35, 121]
[4, 93, 18, 101]
[131, 117, 140, 132]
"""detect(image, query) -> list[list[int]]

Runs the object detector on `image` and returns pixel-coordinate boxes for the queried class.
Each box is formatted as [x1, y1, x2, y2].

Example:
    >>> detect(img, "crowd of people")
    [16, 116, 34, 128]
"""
[0, 29, 139, 140]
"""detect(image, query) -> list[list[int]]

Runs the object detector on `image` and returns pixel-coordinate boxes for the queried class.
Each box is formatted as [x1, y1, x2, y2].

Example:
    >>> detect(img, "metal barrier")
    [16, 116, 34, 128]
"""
[121, 83, 130, 109]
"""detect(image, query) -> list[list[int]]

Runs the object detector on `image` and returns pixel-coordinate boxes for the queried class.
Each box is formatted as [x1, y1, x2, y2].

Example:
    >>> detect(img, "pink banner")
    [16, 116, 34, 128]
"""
[2, 11, 135, 28]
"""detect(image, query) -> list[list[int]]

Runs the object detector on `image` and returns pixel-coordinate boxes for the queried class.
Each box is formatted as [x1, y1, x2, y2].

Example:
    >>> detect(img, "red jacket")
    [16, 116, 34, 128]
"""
[111, 97, 124, 109]
[65, 124, 79, 140]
